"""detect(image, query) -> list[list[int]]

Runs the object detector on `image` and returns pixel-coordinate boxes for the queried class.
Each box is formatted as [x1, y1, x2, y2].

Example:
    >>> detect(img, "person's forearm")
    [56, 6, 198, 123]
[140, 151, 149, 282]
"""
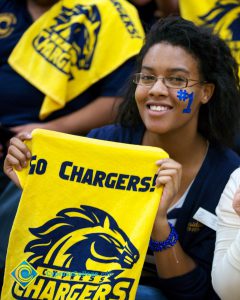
[212, 226, 240, 300]
[46, 97, 122, 135]
[212, 170, 240, 299]
[152, 218, 196, 278]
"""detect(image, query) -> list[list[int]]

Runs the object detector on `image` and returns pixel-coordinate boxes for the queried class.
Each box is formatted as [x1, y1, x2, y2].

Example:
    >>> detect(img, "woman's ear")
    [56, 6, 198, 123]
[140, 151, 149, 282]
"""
[201, 83, 215, 104]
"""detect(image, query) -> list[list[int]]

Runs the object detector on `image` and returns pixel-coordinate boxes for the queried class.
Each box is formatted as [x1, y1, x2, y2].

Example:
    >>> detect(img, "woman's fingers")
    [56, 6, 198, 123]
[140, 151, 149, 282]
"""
[7, 146, 29, 170]
[3, 132, 32, 188]
[155, 169, 179, 187]
[156, 158, 182, 171]
[9, 137, 31, 158]
[15, 131, 32, 140]
[154, 158, 182, 215]
[4, 154, 21, 188]
[155, 159, 182, 189]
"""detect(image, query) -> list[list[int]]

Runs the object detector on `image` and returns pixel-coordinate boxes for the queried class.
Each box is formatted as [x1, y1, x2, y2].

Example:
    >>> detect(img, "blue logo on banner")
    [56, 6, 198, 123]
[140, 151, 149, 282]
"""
[11, 260, 38, 289]
[32, 5, 101, 79]
[11, 205, 139, 299]
[200, 0, 240, 41]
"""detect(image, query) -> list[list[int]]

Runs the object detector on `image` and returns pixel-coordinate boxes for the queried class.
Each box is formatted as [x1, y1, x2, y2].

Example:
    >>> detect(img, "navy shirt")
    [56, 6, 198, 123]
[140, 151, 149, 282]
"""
[88, 124, 240, 300]
[0, 0, 135, 127]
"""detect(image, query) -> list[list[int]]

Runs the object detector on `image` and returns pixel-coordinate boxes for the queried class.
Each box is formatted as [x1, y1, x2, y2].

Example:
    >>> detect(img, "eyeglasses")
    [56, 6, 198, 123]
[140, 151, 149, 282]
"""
[133, 73, 206, 89]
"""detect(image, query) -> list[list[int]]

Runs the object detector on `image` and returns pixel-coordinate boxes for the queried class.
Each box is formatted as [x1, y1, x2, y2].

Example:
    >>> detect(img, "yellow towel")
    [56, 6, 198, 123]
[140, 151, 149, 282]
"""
[8, 0, 145, 119]
[180, 0, 240, 76]
[1, 129, 168, 300]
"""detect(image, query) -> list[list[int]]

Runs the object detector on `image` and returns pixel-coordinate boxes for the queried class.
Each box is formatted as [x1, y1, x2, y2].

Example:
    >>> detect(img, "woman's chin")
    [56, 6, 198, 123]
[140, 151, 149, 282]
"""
[144, 122, 171, 135]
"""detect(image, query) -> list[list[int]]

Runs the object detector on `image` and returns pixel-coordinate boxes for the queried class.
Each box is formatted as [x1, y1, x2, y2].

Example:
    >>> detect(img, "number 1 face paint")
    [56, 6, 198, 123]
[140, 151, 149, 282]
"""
[177, 89, 194, 113]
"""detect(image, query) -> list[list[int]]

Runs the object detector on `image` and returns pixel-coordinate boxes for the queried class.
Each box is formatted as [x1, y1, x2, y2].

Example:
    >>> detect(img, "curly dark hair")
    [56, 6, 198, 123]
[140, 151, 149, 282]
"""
[117, 16, 240, 147]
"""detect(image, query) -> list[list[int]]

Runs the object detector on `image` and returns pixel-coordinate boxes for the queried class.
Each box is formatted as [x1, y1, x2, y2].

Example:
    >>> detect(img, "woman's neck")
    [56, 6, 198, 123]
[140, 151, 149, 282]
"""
[142, 129, 208, 166]
[27, 0, 58, 21]
[142, 129, 209, 204]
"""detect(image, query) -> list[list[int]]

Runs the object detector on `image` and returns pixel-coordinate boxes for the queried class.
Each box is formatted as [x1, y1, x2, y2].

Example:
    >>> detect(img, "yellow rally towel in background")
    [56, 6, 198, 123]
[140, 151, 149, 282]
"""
[1, 129, 168, 300]
[180, 0, 240, 76]
[8, 0, 144, 119]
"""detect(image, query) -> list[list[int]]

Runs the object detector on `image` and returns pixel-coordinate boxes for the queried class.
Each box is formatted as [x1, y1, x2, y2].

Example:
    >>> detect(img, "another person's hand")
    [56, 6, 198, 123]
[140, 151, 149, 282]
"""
[4, 132, 32, 188]
[233, 186, 240, 216]
[155, 158, 182, 218]
[10, 123, 48, 134]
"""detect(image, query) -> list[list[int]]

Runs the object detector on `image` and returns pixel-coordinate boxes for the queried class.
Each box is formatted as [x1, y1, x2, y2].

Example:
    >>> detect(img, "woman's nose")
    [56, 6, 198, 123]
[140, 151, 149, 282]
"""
[148, 78, 169, 96]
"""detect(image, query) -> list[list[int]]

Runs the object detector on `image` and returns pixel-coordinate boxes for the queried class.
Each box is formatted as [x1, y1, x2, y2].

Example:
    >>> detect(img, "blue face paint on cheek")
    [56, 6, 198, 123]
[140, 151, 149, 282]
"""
[177, 89, 194, 113]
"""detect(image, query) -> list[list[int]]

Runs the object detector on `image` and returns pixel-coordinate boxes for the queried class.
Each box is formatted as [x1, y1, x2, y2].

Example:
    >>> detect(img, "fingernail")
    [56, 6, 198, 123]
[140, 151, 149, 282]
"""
[27, 152, 31, 158]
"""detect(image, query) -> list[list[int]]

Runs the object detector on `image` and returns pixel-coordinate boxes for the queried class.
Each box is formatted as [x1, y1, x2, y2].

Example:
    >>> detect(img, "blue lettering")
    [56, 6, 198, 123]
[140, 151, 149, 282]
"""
[105, 173, 118, 188]
[59, 161, 73, 180]
[138, 177, 151, 192]
[126, 176, 140, 191]
[92, 171, 106, 187]
[70, 166, 84, 182]
[81, 169, 93, 185]
[115, 174, 129, 190]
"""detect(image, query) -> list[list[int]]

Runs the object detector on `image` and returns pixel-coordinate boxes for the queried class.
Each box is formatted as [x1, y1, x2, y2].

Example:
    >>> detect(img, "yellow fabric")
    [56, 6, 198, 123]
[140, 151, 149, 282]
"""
[8, 0, 144, 119]
[1, 129, 168, 300]
[179, 0, 240, 76]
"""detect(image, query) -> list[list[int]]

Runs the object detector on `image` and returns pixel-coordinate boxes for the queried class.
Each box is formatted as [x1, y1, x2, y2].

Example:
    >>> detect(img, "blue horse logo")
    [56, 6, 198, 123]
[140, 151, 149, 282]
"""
[11, 205, 139, 298]
[25, 205, 139, 273]
[33, 5, 101, 78]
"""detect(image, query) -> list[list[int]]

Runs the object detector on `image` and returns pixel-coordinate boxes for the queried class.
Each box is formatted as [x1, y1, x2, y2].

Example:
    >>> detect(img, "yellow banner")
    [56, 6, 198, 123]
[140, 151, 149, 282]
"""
[9, 0, 144, 119]
[1, 129, 168, 300]
[180, 0, 240, 75]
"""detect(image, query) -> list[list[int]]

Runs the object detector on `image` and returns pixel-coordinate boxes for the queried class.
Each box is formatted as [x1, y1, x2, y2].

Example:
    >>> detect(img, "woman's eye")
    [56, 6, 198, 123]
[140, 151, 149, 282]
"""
[141, 75, 154, 81]
[168, 76, 186, 82]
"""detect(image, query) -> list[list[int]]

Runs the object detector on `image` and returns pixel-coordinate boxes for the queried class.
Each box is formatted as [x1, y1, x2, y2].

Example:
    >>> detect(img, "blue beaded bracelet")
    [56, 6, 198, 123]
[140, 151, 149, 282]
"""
[149, 222, 178, 252]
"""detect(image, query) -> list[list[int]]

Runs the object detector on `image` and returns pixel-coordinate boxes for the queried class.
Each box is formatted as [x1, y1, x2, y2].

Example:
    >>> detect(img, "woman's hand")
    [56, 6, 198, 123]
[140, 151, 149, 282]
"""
[4, 132, 32, 188]
[155, 158, 182, 219]
[233, 186, 240, 216]
[151, 158, 182, 240]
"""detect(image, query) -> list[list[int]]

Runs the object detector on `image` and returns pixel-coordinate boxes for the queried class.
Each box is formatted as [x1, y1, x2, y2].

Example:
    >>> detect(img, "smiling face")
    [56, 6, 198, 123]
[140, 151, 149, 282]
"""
[135, 42, 213, 137]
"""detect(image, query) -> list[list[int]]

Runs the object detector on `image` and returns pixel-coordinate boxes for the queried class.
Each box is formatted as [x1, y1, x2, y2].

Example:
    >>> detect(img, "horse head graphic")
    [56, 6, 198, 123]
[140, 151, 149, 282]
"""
[33, 4, 101, 75]
[25, 205, 140, 273]
[51, 5, 101, 70]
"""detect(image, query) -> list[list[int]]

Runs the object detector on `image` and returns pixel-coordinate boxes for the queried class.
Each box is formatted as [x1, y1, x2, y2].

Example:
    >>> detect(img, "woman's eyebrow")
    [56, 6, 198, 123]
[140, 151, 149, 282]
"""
[141, 66, 154, 72]
[141, 65, 190, 75]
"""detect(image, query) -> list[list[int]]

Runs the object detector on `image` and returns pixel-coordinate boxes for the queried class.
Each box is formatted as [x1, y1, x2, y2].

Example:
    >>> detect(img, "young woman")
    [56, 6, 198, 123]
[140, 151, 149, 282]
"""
[4, 16, 240, 299]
